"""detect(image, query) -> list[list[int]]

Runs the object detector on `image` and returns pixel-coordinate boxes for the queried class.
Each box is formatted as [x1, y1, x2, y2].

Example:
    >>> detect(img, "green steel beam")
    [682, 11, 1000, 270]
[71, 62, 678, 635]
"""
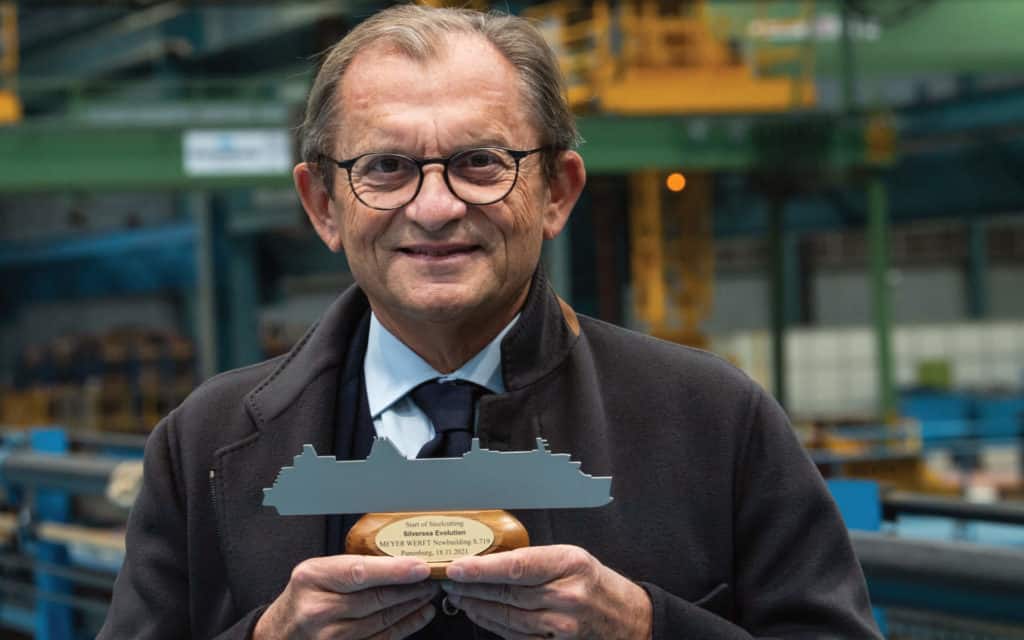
[0, 125, 293, 193]
[0, 116, 879, 191]
[712, 0, 1024, 76]
[578, 115, 873, 174]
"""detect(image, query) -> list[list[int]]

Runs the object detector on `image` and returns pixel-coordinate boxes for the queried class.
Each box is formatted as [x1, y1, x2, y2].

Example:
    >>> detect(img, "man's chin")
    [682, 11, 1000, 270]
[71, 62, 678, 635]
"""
[400, 298, 484, 324]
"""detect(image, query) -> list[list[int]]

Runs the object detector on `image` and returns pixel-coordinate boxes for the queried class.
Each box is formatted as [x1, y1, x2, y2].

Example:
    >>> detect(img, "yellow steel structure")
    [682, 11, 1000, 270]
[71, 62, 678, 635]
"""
[629, 172, 668, 330]
[630, 171, 714, 347]
[0, 1, 19, 124]
[417, 0, 488, 9]
[527, 0, 816, 114]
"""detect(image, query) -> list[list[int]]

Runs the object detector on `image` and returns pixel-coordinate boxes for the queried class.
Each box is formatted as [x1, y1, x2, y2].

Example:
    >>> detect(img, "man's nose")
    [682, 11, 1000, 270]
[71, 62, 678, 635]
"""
[403, 168, 467, 231]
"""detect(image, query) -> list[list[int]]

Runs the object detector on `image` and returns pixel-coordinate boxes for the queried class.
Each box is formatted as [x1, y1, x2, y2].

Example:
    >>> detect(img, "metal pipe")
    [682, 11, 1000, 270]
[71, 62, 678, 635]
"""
[0, 553, 116, 589]
[851, 530, 1024, 622]
[68, 430, 148, 451]
[0, 452, 122, 495]
[0, 576, 111, 617]
[883, 491, 1024, 526]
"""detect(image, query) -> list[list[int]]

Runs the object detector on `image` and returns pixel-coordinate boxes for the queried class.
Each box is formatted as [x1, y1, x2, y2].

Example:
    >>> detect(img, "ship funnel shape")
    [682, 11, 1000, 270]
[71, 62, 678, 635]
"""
[262, 437, 613, 516]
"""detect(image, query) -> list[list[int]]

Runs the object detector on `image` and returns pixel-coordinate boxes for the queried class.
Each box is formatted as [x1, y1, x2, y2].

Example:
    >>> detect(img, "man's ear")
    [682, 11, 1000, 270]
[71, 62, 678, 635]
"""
[294, 162, 344, 253]
[542, 150, 586, 240]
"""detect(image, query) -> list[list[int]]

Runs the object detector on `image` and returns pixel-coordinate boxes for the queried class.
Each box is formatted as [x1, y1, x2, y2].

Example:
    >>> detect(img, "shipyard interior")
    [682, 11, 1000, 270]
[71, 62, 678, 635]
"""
[2, 0, 1024, 638]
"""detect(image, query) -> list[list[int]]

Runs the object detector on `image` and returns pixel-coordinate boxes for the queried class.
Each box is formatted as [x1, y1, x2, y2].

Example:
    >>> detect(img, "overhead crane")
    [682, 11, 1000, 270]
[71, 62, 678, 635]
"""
[526, 0, 816, 115]
[524, 0, 825, 348]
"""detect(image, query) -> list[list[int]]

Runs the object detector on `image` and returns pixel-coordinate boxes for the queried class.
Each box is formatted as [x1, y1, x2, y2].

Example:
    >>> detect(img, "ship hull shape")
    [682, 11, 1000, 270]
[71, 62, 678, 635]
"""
[263, 437, 613, 516]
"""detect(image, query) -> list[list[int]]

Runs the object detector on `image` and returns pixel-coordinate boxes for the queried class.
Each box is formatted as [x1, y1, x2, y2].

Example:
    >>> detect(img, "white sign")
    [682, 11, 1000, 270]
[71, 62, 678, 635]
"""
[183, 129, 292, 176]
[747, 14, 881, 43]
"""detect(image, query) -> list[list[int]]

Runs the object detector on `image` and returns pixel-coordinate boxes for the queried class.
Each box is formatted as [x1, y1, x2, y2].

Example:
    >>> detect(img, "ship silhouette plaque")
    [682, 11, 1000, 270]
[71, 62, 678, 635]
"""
[263, 437, 612, 577]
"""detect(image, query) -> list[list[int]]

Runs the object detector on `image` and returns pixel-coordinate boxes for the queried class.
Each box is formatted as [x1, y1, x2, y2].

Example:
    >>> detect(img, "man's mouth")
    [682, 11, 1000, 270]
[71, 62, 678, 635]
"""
[398, 244, 480, 258]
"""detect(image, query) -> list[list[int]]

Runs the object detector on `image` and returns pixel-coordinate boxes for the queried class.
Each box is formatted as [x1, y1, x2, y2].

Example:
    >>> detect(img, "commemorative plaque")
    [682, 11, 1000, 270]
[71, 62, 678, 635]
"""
[263, 437, 612, 577]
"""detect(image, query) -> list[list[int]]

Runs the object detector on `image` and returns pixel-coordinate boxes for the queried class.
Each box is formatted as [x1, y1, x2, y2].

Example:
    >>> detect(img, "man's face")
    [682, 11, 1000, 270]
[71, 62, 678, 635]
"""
[316, 34, 568, 330]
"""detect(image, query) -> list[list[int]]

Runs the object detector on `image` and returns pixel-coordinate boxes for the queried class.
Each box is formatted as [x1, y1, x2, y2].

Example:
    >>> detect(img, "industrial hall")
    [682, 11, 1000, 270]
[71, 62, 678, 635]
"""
[1, 1, 1023, 638]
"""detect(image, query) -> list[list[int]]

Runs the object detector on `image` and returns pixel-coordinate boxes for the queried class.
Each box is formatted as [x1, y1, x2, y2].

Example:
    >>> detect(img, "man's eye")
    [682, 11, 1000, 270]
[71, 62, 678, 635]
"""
[466, 152, 498, 167]
[454, 150, 509, 173]
[369, 156, 404, 173]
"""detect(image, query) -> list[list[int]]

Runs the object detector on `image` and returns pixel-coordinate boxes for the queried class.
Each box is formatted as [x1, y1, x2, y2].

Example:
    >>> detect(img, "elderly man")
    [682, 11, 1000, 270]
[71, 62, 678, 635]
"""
[101, 5, 880, 640]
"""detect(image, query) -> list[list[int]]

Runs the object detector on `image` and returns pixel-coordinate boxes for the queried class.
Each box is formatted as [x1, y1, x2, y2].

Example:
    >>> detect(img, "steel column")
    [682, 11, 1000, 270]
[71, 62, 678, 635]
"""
[868, 176, 895, 419]
[769, 198, 788, 409]
[29, 428, 73, 640]
[839, 0, 856, 114]
[543, 225, 573, 305]
[192, 194, 220, 380]
[227, 231, 262, 369]
[966, 218, 989, 319]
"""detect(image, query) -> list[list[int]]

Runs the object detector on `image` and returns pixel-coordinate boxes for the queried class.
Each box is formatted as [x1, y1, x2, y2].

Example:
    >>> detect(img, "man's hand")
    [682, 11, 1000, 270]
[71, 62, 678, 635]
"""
[441, 545, 652, 639]
[253, 555, 439, 640]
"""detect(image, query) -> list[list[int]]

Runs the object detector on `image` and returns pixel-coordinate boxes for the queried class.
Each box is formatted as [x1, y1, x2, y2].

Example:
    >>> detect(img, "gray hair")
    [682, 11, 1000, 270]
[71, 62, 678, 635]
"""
[298, 4, 580, 192]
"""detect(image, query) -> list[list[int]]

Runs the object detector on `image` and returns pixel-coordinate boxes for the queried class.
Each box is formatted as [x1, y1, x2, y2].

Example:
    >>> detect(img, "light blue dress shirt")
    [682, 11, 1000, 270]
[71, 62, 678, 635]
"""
[363, 313, 518, 459]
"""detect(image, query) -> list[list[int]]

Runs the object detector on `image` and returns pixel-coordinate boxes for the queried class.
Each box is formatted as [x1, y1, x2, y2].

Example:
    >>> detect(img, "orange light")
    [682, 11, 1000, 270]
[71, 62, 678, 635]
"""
[666, 172, 686, 192]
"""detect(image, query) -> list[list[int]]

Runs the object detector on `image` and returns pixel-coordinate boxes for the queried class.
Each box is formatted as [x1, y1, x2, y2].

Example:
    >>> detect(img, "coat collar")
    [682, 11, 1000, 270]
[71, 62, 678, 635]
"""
[244, 284, 370, 430]
[499, 268, 580, 391]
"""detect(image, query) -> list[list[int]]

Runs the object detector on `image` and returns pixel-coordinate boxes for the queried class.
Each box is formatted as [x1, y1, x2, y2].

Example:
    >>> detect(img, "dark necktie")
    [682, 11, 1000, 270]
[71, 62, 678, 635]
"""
[411, 380, 488, 458]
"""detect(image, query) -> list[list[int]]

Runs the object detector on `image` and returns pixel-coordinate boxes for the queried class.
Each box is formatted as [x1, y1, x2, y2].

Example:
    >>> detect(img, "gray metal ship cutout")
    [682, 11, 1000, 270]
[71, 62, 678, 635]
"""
[263, 437, 613, 516]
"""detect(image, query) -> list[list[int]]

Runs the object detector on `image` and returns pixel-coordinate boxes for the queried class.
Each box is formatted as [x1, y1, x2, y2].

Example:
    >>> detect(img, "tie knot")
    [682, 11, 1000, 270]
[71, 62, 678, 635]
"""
[410, 380, 489, 459]
[409, 380, 487, 434]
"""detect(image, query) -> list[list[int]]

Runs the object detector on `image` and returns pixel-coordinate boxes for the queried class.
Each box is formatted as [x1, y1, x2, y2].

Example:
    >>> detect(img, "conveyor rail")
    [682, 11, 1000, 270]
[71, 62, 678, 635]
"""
[0, 451, 124, 495]
[883, 491, 1024, 526]
[851, 530, 1024, 622]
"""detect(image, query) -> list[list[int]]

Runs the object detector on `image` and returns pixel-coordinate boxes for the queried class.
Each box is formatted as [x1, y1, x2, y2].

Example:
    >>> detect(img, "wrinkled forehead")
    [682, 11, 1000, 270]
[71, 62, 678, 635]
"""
[332, 34, 536, 155]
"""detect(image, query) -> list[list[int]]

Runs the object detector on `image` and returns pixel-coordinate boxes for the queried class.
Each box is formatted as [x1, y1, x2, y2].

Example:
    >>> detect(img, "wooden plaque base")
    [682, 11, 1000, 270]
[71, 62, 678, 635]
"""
[346, 509, 529, 579]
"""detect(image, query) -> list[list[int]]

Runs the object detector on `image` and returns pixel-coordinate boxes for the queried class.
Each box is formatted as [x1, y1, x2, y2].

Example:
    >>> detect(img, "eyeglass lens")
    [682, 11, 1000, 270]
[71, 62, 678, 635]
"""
[349, 148, 519, 210]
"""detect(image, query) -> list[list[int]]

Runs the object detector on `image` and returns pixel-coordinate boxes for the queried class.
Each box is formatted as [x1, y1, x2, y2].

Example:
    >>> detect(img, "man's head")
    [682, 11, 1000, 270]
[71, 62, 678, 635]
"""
[294, 5, 586, 346]
[298, 5, 580, 190]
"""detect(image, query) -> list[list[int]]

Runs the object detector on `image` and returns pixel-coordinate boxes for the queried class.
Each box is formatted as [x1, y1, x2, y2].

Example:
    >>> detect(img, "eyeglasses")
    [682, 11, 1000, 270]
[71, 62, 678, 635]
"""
[322, 146, 547, 211]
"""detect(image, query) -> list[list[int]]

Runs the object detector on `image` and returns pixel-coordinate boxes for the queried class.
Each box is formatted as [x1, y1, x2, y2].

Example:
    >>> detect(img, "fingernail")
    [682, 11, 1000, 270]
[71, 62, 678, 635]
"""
[409, 564, 430, 580]
[447, 565, 465, 580]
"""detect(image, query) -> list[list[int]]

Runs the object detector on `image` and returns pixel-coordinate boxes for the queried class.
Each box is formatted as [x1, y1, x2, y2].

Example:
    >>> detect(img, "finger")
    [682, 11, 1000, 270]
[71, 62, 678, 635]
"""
[449, 594, 546, 636]
[458, 598, 548, 640]
[442, 580, 547, 610]
[339, 581, 440, 619]
[356, 592, 436, 639]
[297, 555, 430, 594]
[448, 545, 586, 586]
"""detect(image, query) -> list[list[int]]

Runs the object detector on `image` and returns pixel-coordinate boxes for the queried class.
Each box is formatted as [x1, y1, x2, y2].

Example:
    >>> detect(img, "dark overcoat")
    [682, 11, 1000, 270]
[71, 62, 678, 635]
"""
[100, 271, 880, 639]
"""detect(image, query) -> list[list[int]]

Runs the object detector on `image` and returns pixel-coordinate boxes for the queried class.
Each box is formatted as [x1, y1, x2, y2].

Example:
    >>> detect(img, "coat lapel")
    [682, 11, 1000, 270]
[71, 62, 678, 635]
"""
[212, 287, 371, 611]
[473, 269, 611, 549]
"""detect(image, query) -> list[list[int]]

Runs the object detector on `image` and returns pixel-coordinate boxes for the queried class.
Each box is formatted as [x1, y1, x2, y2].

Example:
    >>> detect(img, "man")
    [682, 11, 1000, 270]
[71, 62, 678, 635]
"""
[101, 5, 881, 639]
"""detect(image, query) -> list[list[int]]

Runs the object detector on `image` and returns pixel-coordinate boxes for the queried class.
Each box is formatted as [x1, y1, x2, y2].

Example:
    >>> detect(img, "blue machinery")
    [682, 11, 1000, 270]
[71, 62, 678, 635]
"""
[0, 428, 1022, 638]
[0, 427, 144, 639]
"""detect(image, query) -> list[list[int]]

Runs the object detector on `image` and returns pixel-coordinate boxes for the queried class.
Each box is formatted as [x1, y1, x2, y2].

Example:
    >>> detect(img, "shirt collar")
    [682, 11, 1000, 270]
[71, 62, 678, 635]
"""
[364, 313, 518, 419]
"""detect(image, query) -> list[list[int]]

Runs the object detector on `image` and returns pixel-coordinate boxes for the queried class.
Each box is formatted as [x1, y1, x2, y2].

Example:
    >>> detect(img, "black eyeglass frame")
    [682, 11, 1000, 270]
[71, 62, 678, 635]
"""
[321, 146, 550, 211]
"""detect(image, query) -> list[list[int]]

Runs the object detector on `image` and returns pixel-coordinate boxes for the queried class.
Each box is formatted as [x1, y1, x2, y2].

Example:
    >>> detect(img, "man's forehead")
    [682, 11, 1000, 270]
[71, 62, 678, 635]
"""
[333, 33, 534, 153]
[341, 34, 519, 103]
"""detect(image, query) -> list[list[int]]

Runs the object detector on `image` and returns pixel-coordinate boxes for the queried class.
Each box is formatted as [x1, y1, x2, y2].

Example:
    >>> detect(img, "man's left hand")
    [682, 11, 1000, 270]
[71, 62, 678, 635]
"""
[441, 545, 652, 639]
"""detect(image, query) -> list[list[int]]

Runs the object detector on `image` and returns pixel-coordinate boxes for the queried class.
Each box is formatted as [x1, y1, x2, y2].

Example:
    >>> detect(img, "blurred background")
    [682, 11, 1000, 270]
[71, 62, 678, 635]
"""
[1, 0, 1023, 637]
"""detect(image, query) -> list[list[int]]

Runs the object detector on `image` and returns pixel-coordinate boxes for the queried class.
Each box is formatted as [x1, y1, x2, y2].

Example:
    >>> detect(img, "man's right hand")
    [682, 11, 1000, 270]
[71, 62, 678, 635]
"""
[253, 555, 439, 640]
